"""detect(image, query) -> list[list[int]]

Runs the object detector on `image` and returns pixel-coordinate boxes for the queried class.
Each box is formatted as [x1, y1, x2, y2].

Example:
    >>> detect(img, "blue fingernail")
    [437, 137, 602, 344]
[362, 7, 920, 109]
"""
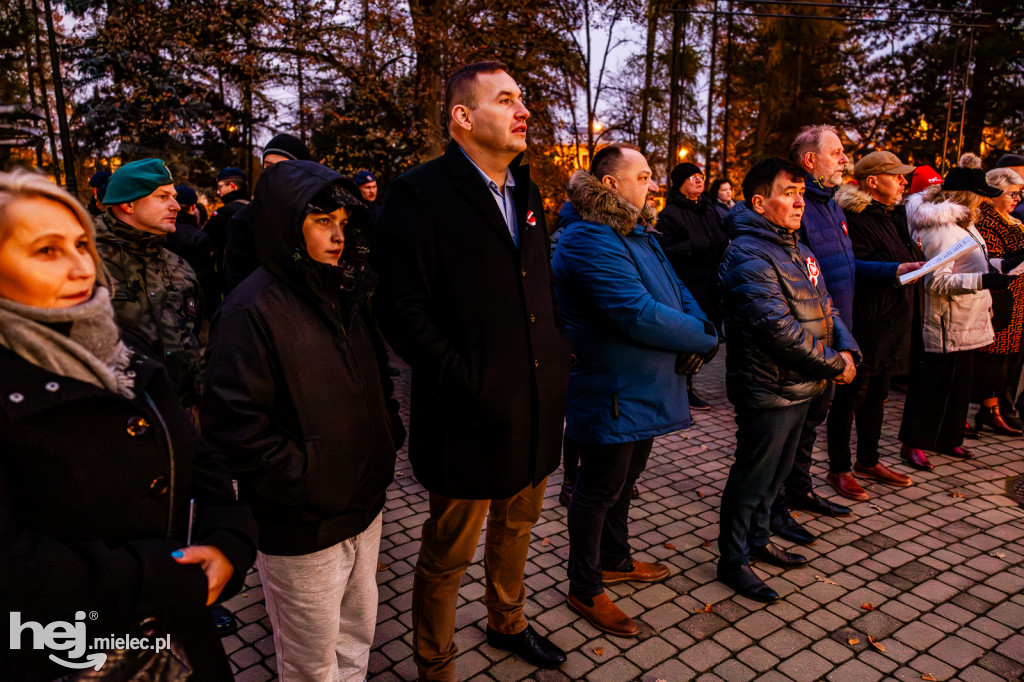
[171, 550, 184, 558]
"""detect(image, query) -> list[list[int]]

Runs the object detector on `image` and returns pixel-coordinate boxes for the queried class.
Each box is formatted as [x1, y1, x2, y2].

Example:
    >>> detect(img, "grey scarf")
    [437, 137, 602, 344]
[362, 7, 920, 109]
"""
[0, 286, 135, 398]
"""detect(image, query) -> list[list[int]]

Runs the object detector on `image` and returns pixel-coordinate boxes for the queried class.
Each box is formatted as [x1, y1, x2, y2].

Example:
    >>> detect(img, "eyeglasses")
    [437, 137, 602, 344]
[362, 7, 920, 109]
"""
[1009, 191, 1023, 200]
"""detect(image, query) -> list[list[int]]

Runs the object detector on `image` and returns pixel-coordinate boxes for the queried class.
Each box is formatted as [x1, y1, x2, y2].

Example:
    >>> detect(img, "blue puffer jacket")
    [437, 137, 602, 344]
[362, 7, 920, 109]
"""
[798, 174, 856, 326]
[720, 203, 861, 412]
[552, 170, 719, 444]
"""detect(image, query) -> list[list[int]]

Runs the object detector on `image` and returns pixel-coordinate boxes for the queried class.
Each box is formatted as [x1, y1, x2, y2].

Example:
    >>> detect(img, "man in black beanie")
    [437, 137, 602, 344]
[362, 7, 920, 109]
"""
[655, 162, 730, 410]
[224, 134, 313, 293]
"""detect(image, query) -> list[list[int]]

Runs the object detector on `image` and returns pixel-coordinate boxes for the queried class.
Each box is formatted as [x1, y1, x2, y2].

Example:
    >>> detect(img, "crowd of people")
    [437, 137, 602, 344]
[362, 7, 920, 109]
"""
[2, 59, 1023, 681]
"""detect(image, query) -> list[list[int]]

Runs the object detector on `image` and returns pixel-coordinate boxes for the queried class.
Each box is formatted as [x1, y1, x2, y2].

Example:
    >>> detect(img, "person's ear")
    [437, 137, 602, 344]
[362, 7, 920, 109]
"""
[600, 175, 618, 192]
[865, 176, 878, 190]
[451, 104, 472, 132]
[751, 194, 767, 214]
[120, 202, 134, 214]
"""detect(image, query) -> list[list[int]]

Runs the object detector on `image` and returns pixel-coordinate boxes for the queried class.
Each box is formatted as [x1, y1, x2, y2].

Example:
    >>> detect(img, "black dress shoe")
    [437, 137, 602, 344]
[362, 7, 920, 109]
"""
[943, 445, 973, 459]
[788, 492, 852, 517]
[486, 625, 566, 669]
[210, 605, 238, 637]
[717, 563, 779, 602]
[688, 388, 712, 411]
[770, 510, 818, 545]
[751, 542, 809, 567]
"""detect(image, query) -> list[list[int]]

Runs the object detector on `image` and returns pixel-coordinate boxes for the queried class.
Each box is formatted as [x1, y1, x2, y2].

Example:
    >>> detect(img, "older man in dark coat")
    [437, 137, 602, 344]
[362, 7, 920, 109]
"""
[373, 61, 572, 679]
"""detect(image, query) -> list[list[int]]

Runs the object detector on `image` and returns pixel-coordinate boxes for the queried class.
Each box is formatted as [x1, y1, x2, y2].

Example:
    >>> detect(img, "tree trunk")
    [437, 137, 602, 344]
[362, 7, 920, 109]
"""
[408, 0, 447, 159]
[639, 1, 659, 155]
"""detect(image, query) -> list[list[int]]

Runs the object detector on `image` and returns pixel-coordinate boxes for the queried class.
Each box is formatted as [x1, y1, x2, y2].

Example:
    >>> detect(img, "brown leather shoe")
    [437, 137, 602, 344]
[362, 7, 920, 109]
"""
[567, 592, 639, 637]
[602, 560, 669, 584]
[854, 462, 913, 487]
[900, 445, 934, 471]
[826, 471, 869, 501]
[975, 404, 1023, 436]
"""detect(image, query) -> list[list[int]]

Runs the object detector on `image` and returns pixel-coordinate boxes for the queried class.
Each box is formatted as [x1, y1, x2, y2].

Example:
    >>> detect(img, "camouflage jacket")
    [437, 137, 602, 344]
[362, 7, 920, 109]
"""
[95, 213, 204, 406]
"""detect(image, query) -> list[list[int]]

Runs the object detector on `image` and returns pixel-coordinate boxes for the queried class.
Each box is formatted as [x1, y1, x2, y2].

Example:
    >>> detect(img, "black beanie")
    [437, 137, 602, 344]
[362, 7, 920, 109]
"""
[263, 134, 311, 163]
[996, 154, 1024, 169]
[670, 162, 703, 191]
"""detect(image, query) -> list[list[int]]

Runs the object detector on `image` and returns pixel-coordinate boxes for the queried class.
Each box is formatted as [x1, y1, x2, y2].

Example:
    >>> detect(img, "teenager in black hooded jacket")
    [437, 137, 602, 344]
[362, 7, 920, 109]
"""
[200, 160, 404, 680]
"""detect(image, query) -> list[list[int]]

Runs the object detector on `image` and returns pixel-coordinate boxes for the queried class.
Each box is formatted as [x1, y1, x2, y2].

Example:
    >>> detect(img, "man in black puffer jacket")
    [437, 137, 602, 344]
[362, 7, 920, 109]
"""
[717, 158, 861, 603]
[200, 160, 405, 679]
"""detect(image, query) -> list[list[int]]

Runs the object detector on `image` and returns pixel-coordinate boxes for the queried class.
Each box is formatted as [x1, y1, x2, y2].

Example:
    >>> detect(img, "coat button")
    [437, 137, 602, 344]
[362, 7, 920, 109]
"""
[8, 393, 24, 403]
[45, 381, 60, 392]
[139, 617, 157, 637]
[521, 269, 527, 277]
[529, 314, 536, 323]
[148, 475, 169, 498]
[126, 416, 150, 437]
[534, 359, 539, 367]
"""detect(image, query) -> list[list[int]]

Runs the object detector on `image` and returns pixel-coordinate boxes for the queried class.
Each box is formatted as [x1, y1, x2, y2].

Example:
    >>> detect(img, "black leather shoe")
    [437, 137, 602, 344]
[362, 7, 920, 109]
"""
[210, 605, 238, 637]
[751, 542, 809, 567]
[688, 388, 712, 411]
[486, 625, 566, 669]
[788, 492, 852, 517]
[717, 563, 779, 602]
[770, 509, 818, 545]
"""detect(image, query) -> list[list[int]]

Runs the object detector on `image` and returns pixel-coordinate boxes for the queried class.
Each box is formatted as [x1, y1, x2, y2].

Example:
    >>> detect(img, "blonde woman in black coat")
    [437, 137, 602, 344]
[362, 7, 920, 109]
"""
[0, 169, 257, 681]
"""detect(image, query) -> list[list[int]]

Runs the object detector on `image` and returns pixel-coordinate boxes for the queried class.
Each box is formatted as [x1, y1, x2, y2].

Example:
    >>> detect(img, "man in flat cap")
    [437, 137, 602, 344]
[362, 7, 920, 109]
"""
[95, 158, 204, 406]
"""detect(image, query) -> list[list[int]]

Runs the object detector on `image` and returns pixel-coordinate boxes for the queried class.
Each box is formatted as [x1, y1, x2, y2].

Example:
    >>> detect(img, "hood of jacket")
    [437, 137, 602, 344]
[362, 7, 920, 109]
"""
[726, 201, 799, 250]
[835, 183, 875, 215]
[905, 186, 969, 232]
[565, 169, 654, 235]
[251, 160, 374, 318]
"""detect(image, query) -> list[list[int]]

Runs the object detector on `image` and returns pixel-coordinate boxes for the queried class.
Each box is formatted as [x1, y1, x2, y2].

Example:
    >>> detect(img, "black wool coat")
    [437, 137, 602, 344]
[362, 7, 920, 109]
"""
[837, 185, 925, 375]
[0, 347, 257, 681]
[373, 141, 571, 500]
[655, 192, 730, 315]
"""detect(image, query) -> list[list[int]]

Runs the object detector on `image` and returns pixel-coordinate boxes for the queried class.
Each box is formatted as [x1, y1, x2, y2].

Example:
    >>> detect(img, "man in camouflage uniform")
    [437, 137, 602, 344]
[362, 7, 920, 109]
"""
[96, 158, 204, 406]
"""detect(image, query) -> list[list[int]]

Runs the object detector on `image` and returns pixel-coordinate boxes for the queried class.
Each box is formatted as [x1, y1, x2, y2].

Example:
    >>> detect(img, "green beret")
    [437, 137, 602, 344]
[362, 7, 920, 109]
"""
[103, 159, 174, 205]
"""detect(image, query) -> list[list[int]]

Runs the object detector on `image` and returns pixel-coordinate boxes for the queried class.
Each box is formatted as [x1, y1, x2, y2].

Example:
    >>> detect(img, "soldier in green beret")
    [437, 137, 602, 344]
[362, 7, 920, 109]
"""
[95, 158, 204, 406]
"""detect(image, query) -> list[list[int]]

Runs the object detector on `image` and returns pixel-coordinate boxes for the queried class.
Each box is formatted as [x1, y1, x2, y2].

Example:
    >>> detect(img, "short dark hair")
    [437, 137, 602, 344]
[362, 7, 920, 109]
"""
[443, 61, 509, 122]
[590, 143, 641, 181]
[709, 177, 732, 198]
[742, 158, 806, 201]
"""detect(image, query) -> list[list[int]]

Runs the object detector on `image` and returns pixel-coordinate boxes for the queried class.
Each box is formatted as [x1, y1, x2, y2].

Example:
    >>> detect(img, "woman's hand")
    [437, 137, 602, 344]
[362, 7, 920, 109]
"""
[172, 545, 235, 606]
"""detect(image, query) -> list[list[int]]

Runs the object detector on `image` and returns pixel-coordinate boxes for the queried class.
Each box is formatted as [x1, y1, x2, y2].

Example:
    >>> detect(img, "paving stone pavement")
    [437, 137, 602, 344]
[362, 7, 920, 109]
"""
[219, 353, 1024, 681]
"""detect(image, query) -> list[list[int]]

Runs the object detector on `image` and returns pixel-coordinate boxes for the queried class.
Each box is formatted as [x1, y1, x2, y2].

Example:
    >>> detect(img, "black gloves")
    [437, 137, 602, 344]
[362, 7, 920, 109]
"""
[982, 272, 1017, 290]
[1000, 251, 1024, 274]
[675, 337, 721, 376]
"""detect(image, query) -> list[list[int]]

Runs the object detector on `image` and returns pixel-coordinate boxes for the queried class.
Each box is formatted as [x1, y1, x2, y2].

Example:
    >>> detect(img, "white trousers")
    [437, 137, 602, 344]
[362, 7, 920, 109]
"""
[257, 512, 383, 681]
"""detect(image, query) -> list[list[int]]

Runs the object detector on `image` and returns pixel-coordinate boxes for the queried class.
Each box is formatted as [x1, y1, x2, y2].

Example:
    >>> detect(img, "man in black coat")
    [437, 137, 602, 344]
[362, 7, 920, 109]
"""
[374, 61, 572, 679]
[656, 162, 729, 410]
[828, 152, 924, 500]
[204, 167, 250, 310]
[717, 158, 860, 602]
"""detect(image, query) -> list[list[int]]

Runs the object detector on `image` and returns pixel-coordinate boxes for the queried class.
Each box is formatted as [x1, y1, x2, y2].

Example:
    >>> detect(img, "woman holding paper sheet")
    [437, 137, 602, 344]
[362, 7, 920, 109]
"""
[972, 168, 1024, 435]
[898, 165, 1019, 468]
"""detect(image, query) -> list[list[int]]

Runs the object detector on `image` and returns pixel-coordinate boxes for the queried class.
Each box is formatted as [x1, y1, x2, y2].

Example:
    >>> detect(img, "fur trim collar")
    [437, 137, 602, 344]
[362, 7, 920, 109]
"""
[565, 169, 653, 236]
[835, 183, 873, 214]
[906, 186, 970, 231]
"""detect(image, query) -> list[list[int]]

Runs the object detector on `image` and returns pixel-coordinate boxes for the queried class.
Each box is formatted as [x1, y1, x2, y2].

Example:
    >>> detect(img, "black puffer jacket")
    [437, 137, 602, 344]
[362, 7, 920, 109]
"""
[200, 160, 404, 556]
[836, 184, 925, 374]
[655, 192, 729, 314]
[718, 203, 861, 411]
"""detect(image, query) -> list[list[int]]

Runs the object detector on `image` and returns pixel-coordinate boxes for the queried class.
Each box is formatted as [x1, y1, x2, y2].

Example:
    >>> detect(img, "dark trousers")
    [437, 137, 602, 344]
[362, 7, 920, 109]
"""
[826, 369, 893, 472]
[774, 383, 833, 511]
[719, 404, 811, 565]
[561, 432, 581, 490]
[566, 438, 653, 599]
[899, 350, 973, 451]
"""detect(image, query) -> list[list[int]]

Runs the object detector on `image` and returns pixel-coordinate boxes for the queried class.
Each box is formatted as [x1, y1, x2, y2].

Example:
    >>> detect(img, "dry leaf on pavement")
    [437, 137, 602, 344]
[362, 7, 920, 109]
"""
[377, 562, 390, 572]
[593, 647, 604, 656]
[664, 543, 676, 550]
[848, 637, 860, 645]
[868, 636, 885, 652]
[815, 575, 840, 586]
[861, 603, 875, 611]
[922, 674, 937, 681]
[540, 537, 550, 546]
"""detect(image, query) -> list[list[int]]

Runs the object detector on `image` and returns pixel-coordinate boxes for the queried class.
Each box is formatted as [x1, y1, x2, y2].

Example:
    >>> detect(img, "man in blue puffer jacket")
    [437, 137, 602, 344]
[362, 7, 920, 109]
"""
[552, 143, 719, 638]
[717, 157, 861, 602]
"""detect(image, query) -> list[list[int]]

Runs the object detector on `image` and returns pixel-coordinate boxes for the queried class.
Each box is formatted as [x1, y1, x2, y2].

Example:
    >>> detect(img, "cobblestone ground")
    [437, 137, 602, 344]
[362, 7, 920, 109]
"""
[221, 354, 1024, 681]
